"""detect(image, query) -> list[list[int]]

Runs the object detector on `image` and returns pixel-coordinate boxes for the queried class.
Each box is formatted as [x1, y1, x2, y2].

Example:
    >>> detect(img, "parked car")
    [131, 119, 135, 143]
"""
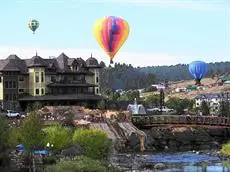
[5, 110, 25, 118]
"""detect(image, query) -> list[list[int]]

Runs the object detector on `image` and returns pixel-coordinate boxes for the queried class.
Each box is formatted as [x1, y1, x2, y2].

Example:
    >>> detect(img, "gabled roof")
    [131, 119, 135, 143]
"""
[0, 53, 103, 73]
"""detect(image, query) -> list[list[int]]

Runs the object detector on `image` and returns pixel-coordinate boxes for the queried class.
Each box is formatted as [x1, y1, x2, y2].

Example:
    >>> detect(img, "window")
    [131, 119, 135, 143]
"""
[19, 89, 24, 93]
[41, 88, 44, 95]
[5, 94, 8, 101]
[35, 72, 39, 83]
[36, 89, 39, 95]
[51, 76, 56, 82]
[96, 76, 99, 83]
[0, 77, 2, 83]
[13, 81, 16, 88]
[41, 72, 44, 82]
[96, 88, 99, 94]
[9, 81, 12, 88]
[5, 81, 8, 88]
[19, 77, 24, 82]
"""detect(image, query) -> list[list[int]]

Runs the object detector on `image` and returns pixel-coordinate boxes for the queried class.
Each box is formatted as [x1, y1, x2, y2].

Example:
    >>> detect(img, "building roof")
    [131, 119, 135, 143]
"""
[195, 93, 230, 99]
[85, 54, 103, 68]
[18, 93, 103, 101]
[0, 53, 103, 73]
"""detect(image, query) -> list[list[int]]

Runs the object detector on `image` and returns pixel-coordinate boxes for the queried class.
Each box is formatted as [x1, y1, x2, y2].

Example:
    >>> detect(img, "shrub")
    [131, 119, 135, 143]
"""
[43, 156, 57, 165]
[45, 156, 107, 172]
[72, 128, 112, 160]
[44, 125, 72, 151]
[221, 142, 230, 156]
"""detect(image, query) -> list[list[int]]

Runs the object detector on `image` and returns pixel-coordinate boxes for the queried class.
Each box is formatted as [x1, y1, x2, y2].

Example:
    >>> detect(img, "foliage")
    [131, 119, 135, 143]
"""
[19, 112, 45, 151]
[100, 61, 230, 91]
[219, 93, 230, 117]
[72, 128, 112, 160]
[200, 101, 210, 116]
[166, 97, 194, 114]
[96, 100, 105, 110]
[45, 156, 107, 172]
[0, 117, 11, 166]
[145, 95, 160, 107]
[43, 156, 57, 165]
[144, 86, 157, 92]
[44, 125, 72, 151]
[159, 89, 165, 112]
[8, 127, 21, 148]
[221, 142, 230, 156]
[0, 117, 10, 150]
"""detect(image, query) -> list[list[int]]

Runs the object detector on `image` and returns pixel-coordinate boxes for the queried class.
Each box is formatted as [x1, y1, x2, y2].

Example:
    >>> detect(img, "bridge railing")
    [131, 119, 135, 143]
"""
[131, 115, 230, 127]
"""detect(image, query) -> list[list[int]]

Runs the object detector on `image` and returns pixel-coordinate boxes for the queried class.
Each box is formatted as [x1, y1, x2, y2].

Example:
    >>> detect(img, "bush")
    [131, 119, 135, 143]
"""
[72, 128, 112, 160]
[43, 156, 57, 165]
[221, 142, 230, 155]
[44, 125, 72, 151]
[45, 156, 107, 172]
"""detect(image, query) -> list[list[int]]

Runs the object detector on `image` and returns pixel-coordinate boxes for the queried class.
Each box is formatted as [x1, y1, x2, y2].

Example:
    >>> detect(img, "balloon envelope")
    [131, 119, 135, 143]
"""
[93, 16, 130, 64]
[189, 61, 208, 81]
[28, 19, 39, 33]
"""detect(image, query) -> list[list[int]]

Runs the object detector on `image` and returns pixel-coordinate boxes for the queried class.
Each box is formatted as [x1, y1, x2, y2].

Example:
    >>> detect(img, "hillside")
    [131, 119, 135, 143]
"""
[140, 77, 230, 100]
[100, 61, 230, 91]
[167, 77, 230, 100]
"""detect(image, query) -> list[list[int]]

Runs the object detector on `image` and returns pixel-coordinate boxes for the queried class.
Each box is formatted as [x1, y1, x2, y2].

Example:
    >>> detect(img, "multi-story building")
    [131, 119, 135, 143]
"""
[195, 93, 230, 114]
[0, 53, 103, 110]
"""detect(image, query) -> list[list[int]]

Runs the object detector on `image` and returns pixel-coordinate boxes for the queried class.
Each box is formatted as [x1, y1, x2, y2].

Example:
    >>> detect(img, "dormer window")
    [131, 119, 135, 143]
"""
[48, 63, 56, 72]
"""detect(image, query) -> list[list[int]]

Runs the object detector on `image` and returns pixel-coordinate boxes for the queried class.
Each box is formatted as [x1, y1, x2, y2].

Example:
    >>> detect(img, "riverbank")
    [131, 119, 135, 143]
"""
[108, 150, 230, 171]
[143, 126, 230, 152]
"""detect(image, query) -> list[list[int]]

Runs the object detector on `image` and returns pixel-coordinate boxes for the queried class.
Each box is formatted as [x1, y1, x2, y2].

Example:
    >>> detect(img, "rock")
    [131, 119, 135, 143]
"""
[154, 163, 166, 169]
[211, 141, 220, 149]
[61, 144, 84, 159]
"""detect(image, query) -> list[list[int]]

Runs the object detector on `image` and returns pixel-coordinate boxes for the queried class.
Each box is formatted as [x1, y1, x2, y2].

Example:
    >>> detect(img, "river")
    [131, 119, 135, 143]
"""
[140, 152, 230, 172]
[112, 151, 230, 172]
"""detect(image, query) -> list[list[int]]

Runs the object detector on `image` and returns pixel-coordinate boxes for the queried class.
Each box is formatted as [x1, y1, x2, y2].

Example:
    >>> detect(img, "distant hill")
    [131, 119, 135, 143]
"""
[100, 61, 230, 91]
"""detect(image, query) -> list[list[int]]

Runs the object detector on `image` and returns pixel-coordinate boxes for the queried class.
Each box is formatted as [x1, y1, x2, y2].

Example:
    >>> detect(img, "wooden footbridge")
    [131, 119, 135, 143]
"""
[131, 115, 230, 129]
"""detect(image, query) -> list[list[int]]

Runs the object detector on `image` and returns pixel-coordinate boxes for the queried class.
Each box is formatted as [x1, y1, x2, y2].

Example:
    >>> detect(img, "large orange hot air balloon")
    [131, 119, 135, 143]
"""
[93, 16, 130, 64]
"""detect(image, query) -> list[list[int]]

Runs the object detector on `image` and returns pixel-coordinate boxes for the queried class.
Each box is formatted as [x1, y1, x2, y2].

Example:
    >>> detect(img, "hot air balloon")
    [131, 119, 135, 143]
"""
[28, 20, 39, 34]
[189, 61, 208, 85]
[93, 16, 130, 64]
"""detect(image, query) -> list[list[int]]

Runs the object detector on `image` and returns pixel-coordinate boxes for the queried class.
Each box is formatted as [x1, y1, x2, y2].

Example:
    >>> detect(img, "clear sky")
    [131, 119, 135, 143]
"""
[0, 0, 229, 67]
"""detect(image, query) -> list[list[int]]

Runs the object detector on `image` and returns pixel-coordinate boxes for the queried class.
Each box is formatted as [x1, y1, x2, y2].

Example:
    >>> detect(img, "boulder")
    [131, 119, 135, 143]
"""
[154, 163, 166, 169]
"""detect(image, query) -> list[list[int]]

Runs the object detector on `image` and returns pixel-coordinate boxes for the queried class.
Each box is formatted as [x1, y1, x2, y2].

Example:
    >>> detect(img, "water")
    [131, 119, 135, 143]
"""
[143, 152, 230, 172]
[127, 98, 146, 115]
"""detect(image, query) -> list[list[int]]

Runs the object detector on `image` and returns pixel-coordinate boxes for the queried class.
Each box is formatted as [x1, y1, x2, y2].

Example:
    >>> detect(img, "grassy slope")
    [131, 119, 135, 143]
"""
[141, 77, 230, 100]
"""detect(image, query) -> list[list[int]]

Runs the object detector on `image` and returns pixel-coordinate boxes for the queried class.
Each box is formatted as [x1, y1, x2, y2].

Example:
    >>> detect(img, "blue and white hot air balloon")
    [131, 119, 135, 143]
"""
[189, 61, 208, 85]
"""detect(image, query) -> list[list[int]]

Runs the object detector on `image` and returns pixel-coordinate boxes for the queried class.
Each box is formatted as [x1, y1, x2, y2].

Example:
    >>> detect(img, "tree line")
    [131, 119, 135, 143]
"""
[99, 61, 230, 91]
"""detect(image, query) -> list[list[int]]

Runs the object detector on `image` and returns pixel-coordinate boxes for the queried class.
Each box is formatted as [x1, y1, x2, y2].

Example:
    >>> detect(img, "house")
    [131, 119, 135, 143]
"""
[151, 84, 166, 91]
[0, 53, 103, 110]
[175, 87, 187, 93]
[194, 93, 230, 114]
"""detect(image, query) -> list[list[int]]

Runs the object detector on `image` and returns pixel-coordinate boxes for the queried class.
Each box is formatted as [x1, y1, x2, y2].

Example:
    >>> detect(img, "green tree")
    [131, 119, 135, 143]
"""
[200, 101, 210, 116]
[159, 89, 165, 113]
[166, 97, 193, 114]
[72, 128, 112, 160]
[0, 117, 11, 166]
[20, 112, 45, 151]
[8, 127, 21, 148]
[145, 95, 159, 107]
[44, 125, 72, 151]
[99, 61, 106, 68]
[219, 100, 230, 117]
